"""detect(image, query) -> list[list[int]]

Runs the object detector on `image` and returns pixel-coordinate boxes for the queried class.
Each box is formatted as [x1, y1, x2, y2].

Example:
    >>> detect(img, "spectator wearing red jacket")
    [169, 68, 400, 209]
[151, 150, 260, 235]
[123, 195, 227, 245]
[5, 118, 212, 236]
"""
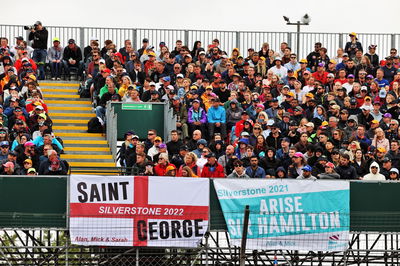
[154, 152, 175, 176]
[312, 63, 329, 84]
[14, 56, 37, 73]
[201, 153, 225, 178]
[234, 111, 250, 138]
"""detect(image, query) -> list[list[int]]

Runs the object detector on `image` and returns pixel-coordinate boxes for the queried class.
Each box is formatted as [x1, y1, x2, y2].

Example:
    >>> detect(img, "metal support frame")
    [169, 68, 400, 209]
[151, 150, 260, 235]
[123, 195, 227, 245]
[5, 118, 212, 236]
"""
[2, 230, 400, 265]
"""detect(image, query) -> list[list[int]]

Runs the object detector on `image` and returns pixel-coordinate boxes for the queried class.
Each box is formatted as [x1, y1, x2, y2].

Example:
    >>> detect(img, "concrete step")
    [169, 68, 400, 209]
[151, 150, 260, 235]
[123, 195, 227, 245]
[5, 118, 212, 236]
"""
[43, 90, 79, 95]
[53, 125, 87, 131]
[61, 154, 113, 160]
[53, 119, 89, 124]
[43, 94, 80, 99]
[68, 162, 116, 167]
[40, 82, 79, 87]
[63, 140, 107, 145]
[51, 112, 95, 117]
[57, 132, 103, 137]
[64, 146, 110, 152]
[49, 106, 92, 111]
[47, 103, 92, 108]
[46, 100, 92, 105]
[63, 150, 111, 155]
[42, 88, 77, 93]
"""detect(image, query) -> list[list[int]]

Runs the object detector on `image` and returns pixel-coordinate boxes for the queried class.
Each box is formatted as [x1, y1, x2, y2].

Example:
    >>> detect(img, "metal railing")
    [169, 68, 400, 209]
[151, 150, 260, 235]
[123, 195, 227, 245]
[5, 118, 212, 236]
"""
[106, 101, 117, 160]
[1, 24, 398, 60]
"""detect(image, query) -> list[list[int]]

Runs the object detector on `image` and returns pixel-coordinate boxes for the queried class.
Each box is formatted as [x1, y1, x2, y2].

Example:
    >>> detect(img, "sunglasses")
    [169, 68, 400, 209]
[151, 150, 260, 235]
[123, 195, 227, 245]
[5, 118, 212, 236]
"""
[147, 133, 155, 135]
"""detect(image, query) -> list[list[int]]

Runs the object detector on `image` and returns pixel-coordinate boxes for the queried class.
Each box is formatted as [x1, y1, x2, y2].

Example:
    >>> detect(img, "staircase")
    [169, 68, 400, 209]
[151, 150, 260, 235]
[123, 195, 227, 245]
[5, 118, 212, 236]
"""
[40, 81, 116, 174]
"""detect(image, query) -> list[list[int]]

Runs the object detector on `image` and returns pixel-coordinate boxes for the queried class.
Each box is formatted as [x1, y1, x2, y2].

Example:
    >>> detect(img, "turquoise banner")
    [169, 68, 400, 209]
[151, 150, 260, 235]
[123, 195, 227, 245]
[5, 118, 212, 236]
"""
[214, 179, 350, 251]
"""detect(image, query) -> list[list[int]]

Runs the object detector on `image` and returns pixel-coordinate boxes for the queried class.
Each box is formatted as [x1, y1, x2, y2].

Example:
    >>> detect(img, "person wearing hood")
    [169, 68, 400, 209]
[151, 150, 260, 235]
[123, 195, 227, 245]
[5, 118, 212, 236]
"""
[388, 168, 399, 180]
[296, 165, 317, 180]
[193, 139, 207, 158]
[227, 159, 250, 178]
[363, 161, 385, 181]
[226, 99, 244, 130]
[318, 162, 340, 179]
[276, 167, 287, 178]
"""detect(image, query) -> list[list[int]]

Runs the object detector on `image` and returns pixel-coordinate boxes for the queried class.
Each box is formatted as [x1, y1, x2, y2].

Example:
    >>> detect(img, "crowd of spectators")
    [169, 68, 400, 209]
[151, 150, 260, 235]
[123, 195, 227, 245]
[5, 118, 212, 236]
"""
[110, 32, 400, 180]
[0, 21, 68, 175]
[3, 22, 400, 179]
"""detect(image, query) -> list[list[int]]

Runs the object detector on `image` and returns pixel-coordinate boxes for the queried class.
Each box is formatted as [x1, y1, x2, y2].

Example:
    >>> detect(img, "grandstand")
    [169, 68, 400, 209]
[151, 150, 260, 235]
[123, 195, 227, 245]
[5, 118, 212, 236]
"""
[1, 23, 400, 264]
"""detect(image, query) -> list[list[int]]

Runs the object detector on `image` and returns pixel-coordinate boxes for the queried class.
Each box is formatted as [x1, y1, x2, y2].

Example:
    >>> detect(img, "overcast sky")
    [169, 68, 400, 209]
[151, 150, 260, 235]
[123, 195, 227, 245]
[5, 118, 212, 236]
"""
[2, 0, 398, 34]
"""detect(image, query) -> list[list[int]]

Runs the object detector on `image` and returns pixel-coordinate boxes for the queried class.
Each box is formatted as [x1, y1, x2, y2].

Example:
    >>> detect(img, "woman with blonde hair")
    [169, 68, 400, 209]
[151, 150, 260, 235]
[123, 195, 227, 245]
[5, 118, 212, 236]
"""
[256, 57, 267, 77]
[118, 75, 133, 98]
[181, 166, 198, 177]
[178, 78, 192, 99]
[177, 152, 199, 176]
[372, 128, 390, 154]
[344, 141, 361, 162]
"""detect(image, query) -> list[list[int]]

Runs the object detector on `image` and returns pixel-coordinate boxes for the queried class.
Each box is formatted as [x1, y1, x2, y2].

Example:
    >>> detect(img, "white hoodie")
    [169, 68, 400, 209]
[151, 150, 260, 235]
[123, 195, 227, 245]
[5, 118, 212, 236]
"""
[363, 162, 385, 181]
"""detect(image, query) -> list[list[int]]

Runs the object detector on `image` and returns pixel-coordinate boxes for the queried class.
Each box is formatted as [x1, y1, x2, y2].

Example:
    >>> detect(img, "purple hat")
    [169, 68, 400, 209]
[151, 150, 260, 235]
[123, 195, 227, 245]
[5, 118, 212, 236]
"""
[318, 62, 325, 67]
[159, 143, 167, 149]
[366, 74, 374, 79]
[347, 74, 355, 78]
[383, 113, 392, 118]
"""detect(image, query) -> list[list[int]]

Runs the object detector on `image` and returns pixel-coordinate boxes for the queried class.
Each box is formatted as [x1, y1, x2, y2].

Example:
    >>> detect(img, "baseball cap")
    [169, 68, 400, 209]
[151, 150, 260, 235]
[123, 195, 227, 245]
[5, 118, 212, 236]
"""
[238, 138, 249, 145]
[0, 141, 9, 147]
[377, 147, 386, 153]
[27, 168, 36, 174]
[24, 159, 32, 164]
[68, 39, 75, 44]
[302, 165, 312, 172]
[299, 59, 307, 64]
[53, 37, 60, 42]
[287, 92, 295, 97]
[383, 113, 392, 118]
[293, 152, 304, 158]
[325, 162, 335, 168]
[347, 74, 355, 78]
[197, 139, 207, 146]
[154, 136, 162, 142]
[159, 143, 167, 149]
[327, 73, 335, 78]
[3, 161, 14, 168]
[390, 168, 399, 174]
[205, 152, 216, 158]
[99, 59, 105, 64]
[142, 38, 149, 42]
[24, 141, 35, 147]
[165, 165, 176, 172]
[305, 122, 314, 128]
[149, 81, 156, 86]
[176, 74, 184, 79]
[371, 120, 379, 124]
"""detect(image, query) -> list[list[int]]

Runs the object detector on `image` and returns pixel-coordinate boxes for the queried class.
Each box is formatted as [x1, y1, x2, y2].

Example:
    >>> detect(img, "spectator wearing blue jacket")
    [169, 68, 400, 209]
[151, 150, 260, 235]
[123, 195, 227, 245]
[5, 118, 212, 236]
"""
[207, 97, 227, 139]
[245, 156, 266, 178]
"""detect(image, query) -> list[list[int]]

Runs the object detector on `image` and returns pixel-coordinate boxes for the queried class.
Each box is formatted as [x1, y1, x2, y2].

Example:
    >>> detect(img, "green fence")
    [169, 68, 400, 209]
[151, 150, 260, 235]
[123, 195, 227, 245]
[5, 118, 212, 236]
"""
[1, 176, 400, 232]
[0, 176, 67, 228]
[110, 102, 176, 141]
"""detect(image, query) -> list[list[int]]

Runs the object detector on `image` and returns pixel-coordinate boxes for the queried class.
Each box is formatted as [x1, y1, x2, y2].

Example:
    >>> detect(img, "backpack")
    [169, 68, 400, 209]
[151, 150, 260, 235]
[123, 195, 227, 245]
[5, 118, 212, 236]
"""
[87, 117, 104, 133]
[78, 81, 90, 98]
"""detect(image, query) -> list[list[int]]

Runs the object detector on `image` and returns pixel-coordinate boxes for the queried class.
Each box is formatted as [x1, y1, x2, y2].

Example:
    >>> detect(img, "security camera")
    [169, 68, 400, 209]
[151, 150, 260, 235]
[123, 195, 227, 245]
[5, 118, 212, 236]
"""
[302, 14, 311, 24]
[283, 16, 290, 23]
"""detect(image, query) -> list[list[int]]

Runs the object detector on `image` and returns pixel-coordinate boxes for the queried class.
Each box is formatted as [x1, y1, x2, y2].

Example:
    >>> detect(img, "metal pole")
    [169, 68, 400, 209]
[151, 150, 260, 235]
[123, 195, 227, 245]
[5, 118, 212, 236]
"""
[297, 22, 301, 58]
[239, 205, 250, 266]
[136, 248, 139, 266]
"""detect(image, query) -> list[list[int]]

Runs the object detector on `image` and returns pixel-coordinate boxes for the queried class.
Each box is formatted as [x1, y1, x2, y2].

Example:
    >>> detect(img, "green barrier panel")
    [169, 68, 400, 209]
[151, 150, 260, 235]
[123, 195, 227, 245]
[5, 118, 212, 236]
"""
[0, 176, 67, 228]
[209, 180, 227, 230]
[350, 181, 400, 232]
[112, 103, 166, 141]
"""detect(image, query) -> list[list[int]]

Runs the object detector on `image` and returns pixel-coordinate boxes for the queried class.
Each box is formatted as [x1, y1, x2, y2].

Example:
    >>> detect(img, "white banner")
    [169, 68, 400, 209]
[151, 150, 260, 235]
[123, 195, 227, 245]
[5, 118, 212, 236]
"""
[214, 179, 350, 252]
[70, 175, 209, 247]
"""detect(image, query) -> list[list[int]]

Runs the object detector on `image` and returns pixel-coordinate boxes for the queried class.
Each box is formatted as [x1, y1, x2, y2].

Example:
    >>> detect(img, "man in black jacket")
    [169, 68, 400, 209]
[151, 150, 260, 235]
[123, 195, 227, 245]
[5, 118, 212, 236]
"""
[62, 39, 83, 80]
[335, 153, 358, 179]
[28, 21, 48, 80]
